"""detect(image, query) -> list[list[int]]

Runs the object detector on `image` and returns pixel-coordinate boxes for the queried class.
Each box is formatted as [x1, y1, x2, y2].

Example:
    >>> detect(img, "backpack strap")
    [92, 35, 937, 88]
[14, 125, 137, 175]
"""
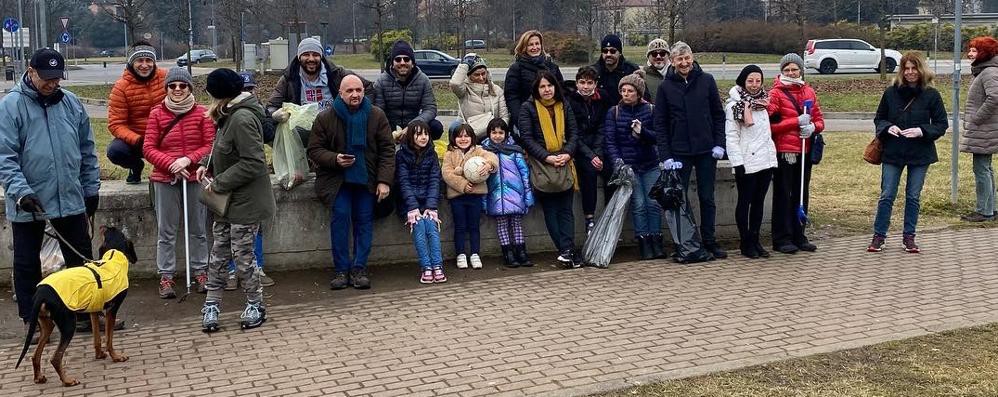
[780, 88, 804, 115]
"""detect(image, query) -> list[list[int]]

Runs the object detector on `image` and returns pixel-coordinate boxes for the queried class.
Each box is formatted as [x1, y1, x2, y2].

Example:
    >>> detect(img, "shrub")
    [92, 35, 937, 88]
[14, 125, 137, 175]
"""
[369, 29, 413, 62]
[544, 32, 596, 65]
[887, 23, 996, 53]
[425, 34, 458, 51]
[682, 21, 878, 54]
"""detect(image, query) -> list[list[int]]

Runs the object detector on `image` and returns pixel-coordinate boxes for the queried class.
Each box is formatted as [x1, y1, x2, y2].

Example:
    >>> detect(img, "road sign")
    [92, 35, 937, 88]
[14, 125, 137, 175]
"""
[324, 45, 334, 56]
[60, 31, 71, 44]
[60, 17, 69, 30]
[3, 17, 19, 33]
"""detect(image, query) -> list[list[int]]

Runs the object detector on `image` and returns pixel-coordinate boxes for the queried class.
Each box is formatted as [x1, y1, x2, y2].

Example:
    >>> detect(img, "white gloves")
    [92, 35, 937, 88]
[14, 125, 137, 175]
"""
[711, 146, 725, 160]
[273, 109, 290, 123]
[631, 119, 642, 138]
[660, 159, 683, 170]
[797, 114, 811, 126]
[900, 127, 923, 138]
[800, 123, 816, 139]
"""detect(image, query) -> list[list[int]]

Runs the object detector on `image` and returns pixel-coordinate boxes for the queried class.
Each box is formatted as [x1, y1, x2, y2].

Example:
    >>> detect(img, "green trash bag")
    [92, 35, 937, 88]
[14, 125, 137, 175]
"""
[274, 102, 320, 190]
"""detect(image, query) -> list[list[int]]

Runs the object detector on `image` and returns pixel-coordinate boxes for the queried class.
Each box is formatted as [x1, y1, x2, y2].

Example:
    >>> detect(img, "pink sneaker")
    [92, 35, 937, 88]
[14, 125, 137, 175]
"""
[433, 267, 447, 283]
[420, 269, 434, 284]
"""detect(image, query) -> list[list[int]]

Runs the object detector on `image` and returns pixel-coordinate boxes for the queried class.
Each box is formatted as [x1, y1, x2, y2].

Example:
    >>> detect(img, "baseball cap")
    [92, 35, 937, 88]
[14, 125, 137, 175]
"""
[239, 71, 256, 88]
[29, 48, 66, 80]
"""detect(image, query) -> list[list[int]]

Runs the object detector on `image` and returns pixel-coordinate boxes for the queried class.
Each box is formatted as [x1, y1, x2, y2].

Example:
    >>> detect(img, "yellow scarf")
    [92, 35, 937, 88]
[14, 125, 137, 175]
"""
[533, 99, 578, 191]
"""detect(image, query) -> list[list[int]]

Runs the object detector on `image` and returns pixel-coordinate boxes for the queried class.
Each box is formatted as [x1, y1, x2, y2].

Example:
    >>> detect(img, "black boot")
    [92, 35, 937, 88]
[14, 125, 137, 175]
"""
[638, 235, 655, 260]
[501, 245, 519, 268]
[650, 234, 667, 259]
[514, 244, 533, 267]
[739, 229, 759, 259]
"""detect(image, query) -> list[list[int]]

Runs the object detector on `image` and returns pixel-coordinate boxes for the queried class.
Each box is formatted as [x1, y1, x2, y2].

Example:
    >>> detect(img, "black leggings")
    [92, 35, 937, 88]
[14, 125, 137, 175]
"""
[734, 167, 773, 238]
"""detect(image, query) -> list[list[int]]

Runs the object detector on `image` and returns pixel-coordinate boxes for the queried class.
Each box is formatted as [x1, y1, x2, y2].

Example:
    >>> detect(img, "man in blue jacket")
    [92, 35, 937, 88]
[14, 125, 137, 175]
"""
[653, 42, 728, 259]
[0, 49, 101, 332]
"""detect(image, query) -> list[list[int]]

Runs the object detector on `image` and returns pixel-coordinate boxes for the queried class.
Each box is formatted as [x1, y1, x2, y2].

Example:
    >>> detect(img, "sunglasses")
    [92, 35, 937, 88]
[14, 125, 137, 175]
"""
[168, 83, 189, 90]
[650, 51, 669, 58]
[601, 48, 619, 54]
[393, 56, 412, 63]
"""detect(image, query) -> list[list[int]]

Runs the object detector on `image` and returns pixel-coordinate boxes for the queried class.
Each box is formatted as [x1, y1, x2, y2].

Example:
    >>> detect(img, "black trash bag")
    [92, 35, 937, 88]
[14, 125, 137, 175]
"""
[582, 161, 635, 268]
[649, 170, 712, 264]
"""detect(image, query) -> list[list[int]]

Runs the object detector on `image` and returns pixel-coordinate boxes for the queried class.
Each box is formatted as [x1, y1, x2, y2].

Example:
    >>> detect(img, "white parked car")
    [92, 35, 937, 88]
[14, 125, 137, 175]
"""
[804, 39, 902, 74]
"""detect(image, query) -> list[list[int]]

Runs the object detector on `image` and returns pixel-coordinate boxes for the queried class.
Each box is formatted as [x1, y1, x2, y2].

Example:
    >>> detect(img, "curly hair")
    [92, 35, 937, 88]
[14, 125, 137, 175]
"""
[969, 36, 998, 64]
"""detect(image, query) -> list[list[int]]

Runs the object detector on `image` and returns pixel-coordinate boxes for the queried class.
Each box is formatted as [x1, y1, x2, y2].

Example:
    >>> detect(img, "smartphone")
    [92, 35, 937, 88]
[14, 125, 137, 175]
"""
[342, 154, 356, 159]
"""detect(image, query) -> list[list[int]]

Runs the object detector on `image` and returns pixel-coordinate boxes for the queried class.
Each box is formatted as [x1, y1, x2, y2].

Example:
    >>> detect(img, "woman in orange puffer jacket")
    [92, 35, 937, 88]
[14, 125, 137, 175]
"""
[142, 68, 216, 299]
[767, 53, 824, 255]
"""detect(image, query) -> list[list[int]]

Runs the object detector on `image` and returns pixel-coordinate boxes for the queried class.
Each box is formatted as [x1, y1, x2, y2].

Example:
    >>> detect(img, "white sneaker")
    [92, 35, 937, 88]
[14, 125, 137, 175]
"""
[456, 254, 469, 269]
[470, 254, 483, 269]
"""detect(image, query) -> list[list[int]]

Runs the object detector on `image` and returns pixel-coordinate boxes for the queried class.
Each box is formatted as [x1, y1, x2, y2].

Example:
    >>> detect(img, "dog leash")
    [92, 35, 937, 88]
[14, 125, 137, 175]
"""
[32, 213, 98, 263]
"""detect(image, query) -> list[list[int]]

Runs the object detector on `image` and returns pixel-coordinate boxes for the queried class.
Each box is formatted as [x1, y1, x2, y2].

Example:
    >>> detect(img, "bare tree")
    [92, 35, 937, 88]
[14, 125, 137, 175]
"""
[101, 0, 152, 43]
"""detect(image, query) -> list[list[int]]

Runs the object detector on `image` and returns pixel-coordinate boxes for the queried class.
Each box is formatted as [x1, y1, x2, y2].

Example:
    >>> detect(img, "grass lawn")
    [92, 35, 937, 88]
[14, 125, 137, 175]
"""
[596, 323, 998, 397]
[809, 131, 977, 238]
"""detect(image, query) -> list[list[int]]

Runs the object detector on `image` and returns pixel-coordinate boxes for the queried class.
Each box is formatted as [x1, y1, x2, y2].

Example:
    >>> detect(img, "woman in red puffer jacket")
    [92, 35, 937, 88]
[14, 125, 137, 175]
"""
[767, 53, 824, 255]
[142, 68, 216, 299]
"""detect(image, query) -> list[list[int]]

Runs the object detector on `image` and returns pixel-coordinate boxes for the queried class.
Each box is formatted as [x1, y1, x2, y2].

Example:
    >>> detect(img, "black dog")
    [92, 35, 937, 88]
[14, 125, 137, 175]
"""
[15, 226, 137, 387]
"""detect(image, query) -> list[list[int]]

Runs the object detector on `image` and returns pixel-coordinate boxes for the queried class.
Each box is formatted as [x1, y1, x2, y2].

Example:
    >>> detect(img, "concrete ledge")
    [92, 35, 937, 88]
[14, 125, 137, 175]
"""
[0, 161, 761, 280]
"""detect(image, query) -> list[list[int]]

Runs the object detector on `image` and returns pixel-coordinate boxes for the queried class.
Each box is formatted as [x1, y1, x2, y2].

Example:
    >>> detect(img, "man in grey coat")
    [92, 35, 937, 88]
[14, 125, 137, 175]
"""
[373, 40, 443, 140]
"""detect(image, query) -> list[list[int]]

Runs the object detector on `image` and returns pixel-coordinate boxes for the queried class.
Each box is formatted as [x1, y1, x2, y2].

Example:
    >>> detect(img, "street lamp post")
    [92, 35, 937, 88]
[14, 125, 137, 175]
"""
[932, 17, 939, 72]
[952, 3, 963, 205]
[351, 3, 358, 54]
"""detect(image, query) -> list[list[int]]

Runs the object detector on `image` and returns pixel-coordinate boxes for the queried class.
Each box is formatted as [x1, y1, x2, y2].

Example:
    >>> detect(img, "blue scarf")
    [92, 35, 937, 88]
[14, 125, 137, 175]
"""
[332, 96, 371, 185]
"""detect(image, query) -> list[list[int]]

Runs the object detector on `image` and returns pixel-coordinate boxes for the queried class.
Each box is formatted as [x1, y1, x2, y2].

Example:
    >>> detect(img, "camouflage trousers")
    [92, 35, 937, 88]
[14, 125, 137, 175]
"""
[205, 222, 263, 305]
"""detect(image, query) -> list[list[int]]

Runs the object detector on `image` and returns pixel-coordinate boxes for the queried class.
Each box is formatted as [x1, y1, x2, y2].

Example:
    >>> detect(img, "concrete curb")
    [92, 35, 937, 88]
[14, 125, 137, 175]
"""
[80, 97, 108, 106]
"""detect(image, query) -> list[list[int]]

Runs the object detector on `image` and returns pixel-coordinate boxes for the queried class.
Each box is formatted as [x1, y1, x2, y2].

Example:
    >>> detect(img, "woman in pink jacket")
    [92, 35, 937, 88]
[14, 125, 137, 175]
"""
[143, 68, 216, 299]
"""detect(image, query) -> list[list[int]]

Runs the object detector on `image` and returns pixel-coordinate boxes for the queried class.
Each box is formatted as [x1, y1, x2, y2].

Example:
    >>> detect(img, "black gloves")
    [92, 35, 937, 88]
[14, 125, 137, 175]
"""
[17, 194, 44, 213]
[85, 195, 99, 218]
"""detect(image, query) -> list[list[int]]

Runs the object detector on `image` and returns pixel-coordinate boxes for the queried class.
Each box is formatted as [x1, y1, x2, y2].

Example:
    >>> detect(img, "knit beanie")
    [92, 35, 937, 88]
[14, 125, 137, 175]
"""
[646, 38, 670, 57]
[468, 58, 488, 75]
[127, 43, 157, 65]
[618, 73, 645, 99]
[205, 69, 244, 99]
[390, 40, 415, 60]
[297, 37, 323, 57]
[601, 34, 623, 52]
[779, 53, 805, 73]
[165, 67, 193, 88]
[735, 65, 764, 89]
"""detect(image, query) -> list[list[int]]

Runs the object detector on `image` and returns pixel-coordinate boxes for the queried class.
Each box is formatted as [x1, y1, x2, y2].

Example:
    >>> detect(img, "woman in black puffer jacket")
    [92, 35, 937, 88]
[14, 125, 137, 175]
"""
[505, 30, 565, 128]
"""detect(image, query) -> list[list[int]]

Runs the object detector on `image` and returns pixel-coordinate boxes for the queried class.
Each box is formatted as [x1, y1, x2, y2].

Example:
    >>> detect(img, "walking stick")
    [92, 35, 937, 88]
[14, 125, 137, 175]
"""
[181, 177, 192, 295]
[798, 99, 815, 226]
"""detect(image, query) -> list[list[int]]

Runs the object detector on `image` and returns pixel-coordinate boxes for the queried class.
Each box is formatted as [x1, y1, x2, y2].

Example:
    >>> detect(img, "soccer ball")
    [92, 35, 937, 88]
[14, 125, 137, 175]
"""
[463, 156, 490, 184]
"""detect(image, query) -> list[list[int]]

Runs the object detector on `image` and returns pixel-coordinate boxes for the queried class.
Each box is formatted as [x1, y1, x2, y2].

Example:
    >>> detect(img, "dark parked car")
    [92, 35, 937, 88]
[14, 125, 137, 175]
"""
[414, 49, 459, 78]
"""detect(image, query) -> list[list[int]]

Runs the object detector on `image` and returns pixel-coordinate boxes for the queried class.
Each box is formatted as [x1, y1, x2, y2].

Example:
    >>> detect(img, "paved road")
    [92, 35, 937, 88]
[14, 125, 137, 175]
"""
[0, 227, 994, 396]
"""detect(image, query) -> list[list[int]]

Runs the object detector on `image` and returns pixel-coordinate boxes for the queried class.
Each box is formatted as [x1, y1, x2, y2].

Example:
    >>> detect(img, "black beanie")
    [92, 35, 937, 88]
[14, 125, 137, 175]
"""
[390, 40, 415, 60]
[206, 68, 244, 99]
[735, 65, 764, 89]
[601, 34, 623, 51]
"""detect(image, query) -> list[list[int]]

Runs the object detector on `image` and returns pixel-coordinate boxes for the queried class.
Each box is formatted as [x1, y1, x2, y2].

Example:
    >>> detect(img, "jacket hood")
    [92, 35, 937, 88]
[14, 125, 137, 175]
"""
[972, 56, 998, 76]
[220, 93, 265, 124]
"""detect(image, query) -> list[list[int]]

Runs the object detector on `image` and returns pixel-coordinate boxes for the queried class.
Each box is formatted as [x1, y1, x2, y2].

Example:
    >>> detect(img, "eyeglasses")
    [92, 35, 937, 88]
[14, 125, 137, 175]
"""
[650, 51, 669, 58]
[393, 56, 412, 63]
[168, 83, 189, 90]
[601, 48, 619, 55]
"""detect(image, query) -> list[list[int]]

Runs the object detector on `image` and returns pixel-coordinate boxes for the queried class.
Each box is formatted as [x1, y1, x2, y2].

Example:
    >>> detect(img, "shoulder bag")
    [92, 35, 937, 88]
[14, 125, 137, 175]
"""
[198, 140, 232, 217]
[865, 96, 917, 165]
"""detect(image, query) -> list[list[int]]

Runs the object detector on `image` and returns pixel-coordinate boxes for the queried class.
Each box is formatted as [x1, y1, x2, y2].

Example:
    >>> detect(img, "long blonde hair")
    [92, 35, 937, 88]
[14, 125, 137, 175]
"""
[514, 30, 544, 58]
[207, 97, 233, 121]
[893, 51, 934, 88]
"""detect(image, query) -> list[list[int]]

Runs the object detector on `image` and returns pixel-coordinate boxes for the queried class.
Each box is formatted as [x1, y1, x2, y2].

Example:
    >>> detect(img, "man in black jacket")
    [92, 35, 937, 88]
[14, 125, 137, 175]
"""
[592, 34, 639, 105]
[266, 37, 372, 120]
[654, 41, 728, 259]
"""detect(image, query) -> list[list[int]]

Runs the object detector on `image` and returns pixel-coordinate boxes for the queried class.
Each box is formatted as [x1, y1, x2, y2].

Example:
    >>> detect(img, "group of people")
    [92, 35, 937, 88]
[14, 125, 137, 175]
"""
[0, 29, 981, 335]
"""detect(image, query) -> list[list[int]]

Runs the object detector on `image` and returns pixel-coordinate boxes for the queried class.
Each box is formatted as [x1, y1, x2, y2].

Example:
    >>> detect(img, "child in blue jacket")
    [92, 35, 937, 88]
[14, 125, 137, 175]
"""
[396, 121, 446, 283]
[482, 119, 535, 268]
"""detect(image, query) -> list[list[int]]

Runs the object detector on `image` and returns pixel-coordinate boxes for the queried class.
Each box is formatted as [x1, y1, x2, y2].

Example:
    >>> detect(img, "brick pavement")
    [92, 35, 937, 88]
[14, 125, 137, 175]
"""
[2, 228, 997, 397]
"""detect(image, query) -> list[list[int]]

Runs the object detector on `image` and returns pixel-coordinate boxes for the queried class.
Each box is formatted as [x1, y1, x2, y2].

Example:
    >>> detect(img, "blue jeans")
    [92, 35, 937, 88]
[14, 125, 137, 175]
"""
[675, 153, 718, 244]
[106, 138, 145, 172]
[450, 194, 483, 255]
[973, 154, 995, 215]
[411, 217, 443, 270]
[330, 184, 375, 273]
[630, 168, 663, 236]
[227, 232, 264, 273]
[873, 163, 928, 237]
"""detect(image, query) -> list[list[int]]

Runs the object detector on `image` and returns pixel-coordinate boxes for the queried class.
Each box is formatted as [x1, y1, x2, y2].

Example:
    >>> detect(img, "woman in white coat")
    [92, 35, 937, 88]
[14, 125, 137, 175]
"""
[725, 65, 778, 259]
[449, 54, 509, 137]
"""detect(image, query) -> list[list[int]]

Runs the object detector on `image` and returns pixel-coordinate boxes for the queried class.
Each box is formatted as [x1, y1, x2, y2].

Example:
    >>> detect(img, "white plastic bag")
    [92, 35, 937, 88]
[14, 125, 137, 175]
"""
[274, 102, 319, 190]
[40, 224, 65, 277]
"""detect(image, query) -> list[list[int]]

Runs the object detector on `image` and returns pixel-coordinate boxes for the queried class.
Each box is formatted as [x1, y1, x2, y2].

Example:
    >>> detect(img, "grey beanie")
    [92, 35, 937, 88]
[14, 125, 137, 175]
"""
[297, 37, 323, 58]
[779, 53, 805, 73]
[618, 73, 646, 99]
[165, 67, 193, 88]
[468, 58, 488, 75]
[646, 38, 670, 57]
[127, 44, 157, 65]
